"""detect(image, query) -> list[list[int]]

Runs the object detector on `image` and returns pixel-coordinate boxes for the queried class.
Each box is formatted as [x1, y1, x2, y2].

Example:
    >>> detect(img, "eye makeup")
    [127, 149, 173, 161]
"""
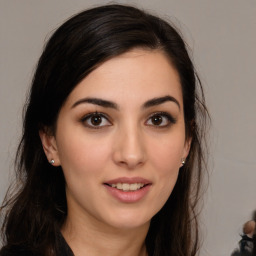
[145, 111, 177, 128]
[79, 109, 177, 131]
[80, 112, 112, 129]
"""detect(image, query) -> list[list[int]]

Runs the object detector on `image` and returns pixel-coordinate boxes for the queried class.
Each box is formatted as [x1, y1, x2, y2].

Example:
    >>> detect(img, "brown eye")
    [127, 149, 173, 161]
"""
[151, 115, 163, 125]
[146, 112, 176, 128]
[82, 112, 112, 129]
[90, 114, 102, 126]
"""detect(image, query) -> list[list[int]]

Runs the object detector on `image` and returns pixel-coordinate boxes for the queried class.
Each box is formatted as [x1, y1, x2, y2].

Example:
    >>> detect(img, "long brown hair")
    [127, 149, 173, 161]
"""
[0, 4, 209, 256]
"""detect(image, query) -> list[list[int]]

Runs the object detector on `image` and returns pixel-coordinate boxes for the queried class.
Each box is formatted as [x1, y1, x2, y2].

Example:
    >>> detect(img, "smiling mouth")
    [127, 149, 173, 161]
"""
[104, 183, 148, 192]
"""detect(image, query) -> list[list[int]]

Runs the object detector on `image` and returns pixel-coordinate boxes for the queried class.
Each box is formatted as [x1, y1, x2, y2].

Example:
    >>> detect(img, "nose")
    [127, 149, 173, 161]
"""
[112, 125, 146, 170]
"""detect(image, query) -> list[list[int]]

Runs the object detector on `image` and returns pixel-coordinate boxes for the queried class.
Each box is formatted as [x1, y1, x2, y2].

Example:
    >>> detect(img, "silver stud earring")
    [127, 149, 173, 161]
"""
[50, 159, 55, 165]
[181, 158, 186, 166]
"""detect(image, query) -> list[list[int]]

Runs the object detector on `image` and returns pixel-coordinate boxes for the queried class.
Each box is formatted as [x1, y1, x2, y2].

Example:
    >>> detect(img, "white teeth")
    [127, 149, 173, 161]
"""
[117, 183, 122, 189]
[110, 183, 145, 191]
[122, 183, 130, 191]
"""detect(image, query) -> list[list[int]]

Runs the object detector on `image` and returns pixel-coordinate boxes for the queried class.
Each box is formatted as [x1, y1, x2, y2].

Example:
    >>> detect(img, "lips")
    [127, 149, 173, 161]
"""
[103, 177, 152, 203]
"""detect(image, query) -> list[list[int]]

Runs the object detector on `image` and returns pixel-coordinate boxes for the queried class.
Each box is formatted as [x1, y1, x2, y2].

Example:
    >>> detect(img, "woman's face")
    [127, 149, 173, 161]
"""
[42, 49, 190, 231]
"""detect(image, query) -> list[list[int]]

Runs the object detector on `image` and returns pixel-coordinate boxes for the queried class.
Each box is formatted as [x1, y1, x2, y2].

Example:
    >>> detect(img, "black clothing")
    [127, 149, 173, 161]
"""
[231, 235, 254, 256]
[0, 232, 74, 256]
[56, 232, 74, 256]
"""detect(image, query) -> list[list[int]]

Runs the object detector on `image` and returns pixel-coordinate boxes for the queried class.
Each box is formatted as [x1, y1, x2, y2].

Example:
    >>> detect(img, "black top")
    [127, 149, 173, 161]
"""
[56, 232, 74, 256]
[0, 232, 74, 256]
[231, 235, 255, 256]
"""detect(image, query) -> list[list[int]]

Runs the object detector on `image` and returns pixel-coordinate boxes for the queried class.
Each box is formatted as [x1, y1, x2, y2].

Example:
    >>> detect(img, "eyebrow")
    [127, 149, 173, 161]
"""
[71, 95, 180, 110]
[143, 95, 180, 110]
[72, 98, 118, 109]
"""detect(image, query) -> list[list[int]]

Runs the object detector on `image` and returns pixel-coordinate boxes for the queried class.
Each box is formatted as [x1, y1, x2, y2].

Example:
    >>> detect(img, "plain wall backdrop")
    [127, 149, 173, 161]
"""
[0, 0, 255, 255]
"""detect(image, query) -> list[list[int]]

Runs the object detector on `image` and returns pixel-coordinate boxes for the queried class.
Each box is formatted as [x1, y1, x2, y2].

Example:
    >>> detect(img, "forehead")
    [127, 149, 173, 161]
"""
[65, 49, 183, 109]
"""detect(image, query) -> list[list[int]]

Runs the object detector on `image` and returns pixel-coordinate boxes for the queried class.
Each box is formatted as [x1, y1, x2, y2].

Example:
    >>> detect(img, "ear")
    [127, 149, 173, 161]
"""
[39, 129, 61, 166]
[181, 137, 192, 167]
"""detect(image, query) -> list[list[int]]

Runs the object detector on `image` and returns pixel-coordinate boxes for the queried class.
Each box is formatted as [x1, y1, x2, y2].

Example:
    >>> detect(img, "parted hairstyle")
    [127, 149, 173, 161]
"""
[0, 4, 209, 256]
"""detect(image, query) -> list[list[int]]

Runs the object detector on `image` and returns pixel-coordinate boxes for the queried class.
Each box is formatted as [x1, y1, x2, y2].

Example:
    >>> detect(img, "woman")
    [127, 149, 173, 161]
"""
[0, 4, 209, 256]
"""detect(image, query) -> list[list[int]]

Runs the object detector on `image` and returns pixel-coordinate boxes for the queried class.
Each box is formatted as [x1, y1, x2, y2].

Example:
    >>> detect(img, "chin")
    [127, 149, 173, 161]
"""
[103, 210, 152, 230]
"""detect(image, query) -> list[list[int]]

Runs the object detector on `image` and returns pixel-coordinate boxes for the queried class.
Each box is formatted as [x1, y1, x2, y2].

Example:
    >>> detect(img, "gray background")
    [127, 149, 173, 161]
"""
[0, 0, 255, 255]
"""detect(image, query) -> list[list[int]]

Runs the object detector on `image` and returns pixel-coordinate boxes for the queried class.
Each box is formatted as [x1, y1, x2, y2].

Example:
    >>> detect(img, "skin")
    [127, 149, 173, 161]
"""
[243, 220, 256, 238]
[40, 49, 191, 256]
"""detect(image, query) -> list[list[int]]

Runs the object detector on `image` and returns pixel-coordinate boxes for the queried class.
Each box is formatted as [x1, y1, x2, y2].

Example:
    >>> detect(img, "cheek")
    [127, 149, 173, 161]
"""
[57, 135, 112, 204]
[148, 137, 184, 174]
[147, 136, 184, 198]
[57, 132, 111, 176]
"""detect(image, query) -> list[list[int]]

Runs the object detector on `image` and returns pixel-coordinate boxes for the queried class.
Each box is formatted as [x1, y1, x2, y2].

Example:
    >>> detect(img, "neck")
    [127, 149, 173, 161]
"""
[61, 213, 149, 256]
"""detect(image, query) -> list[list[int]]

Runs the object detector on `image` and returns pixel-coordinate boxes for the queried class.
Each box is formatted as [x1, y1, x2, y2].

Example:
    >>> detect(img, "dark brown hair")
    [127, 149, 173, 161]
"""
[0, 4, 209, 256]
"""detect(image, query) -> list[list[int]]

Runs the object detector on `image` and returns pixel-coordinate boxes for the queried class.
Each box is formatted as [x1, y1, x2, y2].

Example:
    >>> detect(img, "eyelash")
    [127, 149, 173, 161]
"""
[80, 111, 176, 129]
[145, 112, 177, 128]
[81, 112, 112, 129]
